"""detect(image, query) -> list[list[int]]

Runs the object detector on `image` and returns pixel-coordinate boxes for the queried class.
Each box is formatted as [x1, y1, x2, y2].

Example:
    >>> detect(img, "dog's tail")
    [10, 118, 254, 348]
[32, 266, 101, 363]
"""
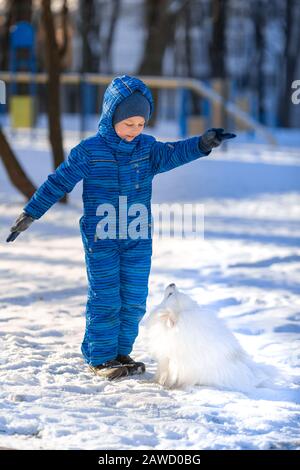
[249, 359, 288, 390]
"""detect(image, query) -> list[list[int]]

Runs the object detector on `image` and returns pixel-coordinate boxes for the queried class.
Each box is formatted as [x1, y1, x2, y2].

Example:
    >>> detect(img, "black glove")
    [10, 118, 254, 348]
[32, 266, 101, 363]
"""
[6, 212, 35, 243]
[198, 128, 236, 153]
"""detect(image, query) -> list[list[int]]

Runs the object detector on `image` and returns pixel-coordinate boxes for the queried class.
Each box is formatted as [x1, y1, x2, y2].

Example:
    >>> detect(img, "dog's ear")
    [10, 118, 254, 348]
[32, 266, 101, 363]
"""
[157, 308, 178, 328]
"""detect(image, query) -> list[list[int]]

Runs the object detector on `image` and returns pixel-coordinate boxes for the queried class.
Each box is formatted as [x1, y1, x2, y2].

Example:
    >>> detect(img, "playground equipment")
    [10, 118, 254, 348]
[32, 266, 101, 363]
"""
[0, 71, 276, 144]
[9, 21, 36, 128]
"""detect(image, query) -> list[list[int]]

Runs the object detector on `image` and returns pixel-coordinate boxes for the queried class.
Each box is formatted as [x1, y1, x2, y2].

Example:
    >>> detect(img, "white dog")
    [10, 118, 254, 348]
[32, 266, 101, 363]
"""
[145, 284, 275, 392]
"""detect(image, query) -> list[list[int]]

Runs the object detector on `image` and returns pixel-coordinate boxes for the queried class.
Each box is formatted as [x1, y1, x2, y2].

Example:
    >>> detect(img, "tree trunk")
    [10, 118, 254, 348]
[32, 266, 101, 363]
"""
[0, 126, 36, 200]
[278, 0, 300, 127]
[254, 0, 266, 124]
[138, 0, 190, 126]
[209, 0, 227, 80]
[79, 0, 100, 73]
[58, 0, 69, 61]
[41, 0, 66, 203]
[102, 0, 121, 72]
[184, 1, 201, 115]
[0, 1, 36, 200]
[209, 0, 228, 127]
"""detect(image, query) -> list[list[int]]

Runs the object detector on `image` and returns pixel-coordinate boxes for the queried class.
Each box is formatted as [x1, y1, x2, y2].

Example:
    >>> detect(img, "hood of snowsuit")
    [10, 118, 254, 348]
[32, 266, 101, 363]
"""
[97, 75, 154, 152]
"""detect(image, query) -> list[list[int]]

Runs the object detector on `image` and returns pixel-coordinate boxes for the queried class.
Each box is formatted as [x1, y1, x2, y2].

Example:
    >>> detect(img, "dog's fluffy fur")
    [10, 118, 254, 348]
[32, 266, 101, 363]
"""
[145, 284, 275, 391]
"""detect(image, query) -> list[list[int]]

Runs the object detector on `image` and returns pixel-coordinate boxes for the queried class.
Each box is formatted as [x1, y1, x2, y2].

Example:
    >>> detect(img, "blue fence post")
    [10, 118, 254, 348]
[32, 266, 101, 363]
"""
[80, 75, 97, 138]
[179, 88, 189, 138]
[202, 79, 211, 128]
[79, 75, 86, 139]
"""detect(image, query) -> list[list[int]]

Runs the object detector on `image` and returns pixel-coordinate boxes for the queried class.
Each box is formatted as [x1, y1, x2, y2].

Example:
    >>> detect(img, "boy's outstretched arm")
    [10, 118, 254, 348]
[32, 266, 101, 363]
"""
[150, 128, 236, 176]
[6, 142, 91, 242]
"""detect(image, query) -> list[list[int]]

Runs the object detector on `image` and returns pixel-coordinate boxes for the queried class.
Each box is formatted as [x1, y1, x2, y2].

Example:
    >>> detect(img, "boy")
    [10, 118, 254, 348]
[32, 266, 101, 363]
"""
[6, 75, 236, 380]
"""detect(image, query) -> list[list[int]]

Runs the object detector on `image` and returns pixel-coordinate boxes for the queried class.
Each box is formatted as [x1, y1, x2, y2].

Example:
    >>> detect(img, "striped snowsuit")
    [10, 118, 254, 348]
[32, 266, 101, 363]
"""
[23, 75, 210, 366]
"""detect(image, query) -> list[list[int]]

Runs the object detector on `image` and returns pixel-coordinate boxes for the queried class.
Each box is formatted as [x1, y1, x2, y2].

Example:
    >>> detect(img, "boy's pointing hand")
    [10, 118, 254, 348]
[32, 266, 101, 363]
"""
[198, 128, 236, 153]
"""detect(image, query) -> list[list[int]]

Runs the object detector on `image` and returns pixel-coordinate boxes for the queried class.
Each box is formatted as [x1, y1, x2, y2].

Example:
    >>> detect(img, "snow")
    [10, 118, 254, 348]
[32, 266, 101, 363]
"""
[0, 128, 300, 450]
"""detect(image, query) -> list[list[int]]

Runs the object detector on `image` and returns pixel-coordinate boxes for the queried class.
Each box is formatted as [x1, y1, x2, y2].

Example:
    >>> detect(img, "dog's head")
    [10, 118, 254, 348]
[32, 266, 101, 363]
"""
[152, 283, 198, 328]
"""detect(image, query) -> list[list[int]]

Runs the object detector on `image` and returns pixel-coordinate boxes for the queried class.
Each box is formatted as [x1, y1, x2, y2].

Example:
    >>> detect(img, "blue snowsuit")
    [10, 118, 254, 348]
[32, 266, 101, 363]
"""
[23, 75, 210, 366]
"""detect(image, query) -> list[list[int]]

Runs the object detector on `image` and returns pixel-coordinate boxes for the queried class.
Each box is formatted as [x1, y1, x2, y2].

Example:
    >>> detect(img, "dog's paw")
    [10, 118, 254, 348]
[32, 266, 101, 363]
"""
[155, 371, 168, 386]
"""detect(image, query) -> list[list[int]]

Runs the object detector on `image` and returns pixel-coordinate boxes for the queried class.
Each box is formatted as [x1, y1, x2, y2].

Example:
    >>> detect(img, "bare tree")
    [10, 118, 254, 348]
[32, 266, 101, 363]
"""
[183, 0, 203, 115]
[252, 0, 266, 124]
[102, 0, 121, 72]
[41, 0, 69, 203]
[59, 0, 70, 61]
[78, 0, 120, 74]
[278, 0, 300, 127]
[138, 0, 190, 124]
[209, 0, 227, 80]
[0, 126, 36, 199]
[0, 0, 37, 198]
[209, 0, 228, 127]
[79, 0, 100, 73]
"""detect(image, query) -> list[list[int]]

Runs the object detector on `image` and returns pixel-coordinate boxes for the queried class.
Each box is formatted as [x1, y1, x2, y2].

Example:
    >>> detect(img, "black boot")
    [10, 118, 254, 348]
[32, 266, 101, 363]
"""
[88, 359, 128, 380]
[116, 354, 146, 375]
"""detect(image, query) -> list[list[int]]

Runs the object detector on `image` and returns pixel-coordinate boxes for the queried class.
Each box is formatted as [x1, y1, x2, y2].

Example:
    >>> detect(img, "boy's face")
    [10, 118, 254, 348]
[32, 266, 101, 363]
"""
[114, 116, 145, 141]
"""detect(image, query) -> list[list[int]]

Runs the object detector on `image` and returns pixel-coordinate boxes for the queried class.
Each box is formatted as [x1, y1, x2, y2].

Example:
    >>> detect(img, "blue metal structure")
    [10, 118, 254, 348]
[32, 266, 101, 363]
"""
[9, 21, 36, 97]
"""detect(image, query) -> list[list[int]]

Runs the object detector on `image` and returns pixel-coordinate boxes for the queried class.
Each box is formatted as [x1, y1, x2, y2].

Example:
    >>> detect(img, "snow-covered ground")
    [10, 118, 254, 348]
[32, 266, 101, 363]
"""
[0, 128, 299, 450]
